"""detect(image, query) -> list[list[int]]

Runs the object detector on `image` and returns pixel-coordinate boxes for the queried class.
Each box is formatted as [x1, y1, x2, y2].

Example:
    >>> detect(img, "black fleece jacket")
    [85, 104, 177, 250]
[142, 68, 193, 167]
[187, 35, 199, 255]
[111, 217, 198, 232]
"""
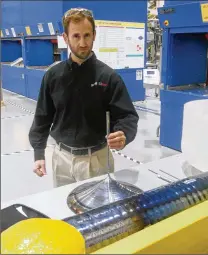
[29, 53, 139, 160]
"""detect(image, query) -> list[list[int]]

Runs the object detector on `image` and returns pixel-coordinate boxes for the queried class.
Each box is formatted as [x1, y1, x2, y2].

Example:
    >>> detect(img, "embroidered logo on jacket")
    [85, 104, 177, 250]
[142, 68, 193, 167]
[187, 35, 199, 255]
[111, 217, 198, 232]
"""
[91, 82, 108, 87]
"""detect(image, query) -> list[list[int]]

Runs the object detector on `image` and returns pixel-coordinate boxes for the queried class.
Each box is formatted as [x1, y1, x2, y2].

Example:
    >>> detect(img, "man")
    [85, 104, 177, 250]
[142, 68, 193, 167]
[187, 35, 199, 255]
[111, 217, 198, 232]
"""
[29, 8, 139, 188]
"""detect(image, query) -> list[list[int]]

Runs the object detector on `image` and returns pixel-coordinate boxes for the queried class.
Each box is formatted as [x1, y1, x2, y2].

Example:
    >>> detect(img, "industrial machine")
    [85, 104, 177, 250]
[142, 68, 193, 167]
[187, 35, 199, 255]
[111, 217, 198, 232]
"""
[1, 171, 208, 253]
[1, 1, 148, 101]
[63, 171, 208, 253]
[158, 1, 208, 151]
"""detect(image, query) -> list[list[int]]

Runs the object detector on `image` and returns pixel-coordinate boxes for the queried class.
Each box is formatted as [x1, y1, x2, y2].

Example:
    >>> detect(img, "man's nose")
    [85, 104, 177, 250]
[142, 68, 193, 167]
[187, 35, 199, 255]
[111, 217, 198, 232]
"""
[80, 37, 86, 47]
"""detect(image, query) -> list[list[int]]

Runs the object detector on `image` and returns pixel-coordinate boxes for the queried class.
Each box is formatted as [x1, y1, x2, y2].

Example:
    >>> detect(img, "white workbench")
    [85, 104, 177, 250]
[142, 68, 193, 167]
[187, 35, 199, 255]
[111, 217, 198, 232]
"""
[1, 154, 188, 220]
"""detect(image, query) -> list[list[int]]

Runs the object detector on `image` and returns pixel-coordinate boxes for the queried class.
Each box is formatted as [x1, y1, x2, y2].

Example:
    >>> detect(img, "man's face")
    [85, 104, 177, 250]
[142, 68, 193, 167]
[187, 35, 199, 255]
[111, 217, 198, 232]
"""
[64, 18, 95, 61]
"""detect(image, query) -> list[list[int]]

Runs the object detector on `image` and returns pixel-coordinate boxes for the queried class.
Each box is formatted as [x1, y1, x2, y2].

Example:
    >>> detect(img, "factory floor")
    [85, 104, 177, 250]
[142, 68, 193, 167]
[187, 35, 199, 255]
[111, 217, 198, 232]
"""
[1, 89, 179, 203]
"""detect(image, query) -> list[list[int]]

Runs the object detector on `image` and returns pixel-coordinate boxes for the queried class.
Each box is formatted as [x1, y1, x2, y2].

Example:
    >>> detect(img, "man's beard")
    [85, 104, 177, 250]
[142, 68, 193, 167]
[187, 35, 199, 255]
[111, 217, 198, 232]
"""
[73, 50, 91, 60]
[68, 42, 92, 60]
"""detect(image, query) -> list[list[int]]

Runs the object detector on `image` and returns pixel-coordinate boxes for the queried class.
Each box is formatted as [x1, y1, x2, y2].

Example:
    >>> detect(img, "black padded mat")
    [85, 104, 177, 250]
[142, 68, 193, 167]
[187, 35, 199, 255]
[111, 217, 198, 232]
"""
[1, 204, 49, 232]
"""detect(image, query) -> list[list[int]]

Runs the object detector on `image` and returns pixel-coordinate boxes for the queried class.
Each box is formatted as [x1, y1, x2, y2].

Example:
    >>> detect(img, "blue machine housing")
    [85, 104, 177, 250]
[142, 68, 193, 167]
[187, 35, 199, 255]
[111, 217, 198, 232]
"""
[158, 1, 208, 151]
[1, 1, 147, 102]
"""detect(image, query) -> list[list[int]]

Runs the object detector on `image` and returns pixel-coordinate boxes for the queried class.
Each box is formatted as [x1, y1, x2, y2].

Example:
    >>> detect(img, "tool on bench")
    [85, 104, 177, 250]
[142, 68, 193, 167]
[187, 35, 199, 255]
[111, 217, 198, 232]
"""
[67, 111, 142, 214]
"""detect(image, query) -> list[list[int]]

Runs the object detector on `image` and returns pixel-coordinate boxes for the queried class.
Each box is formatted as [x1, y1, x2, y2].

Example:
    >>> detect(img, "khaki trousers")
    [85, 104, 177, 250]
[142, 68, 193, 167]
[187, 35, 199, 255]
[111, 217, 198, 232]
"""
[52, 145, 114, 188]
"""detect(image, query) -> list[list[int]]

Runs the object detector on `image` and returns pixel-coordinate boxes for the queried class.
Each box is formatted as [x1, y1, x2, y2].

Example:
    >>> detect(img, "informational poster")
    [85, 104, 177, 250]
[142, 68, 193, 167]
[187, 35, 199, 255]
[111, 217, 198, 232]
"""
[93, 20, 145, 69]
[25, 26, 32, 36]
[11, 28, 16, 37]
[5, 29, 10, 36]
[38, 23, 44, 33]
[48, 22, 55, 35]
[201, 3, 208, 22]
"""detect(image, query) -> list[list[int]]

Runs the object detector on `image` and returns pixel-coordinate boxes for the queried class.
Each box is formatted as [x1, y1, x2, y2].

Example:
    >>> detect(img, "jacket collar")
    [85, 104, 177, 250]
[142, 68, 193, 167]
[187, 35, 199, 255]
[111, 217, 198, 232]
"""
[67, 51, 96, 69]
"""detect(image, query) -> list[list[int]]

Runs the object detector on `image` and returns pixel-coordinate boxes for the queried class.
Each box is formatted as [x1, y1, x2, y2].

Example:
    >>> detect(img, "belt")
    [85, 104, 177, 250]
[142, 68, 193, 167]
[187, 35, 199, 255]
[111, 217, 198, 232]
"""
[58, 142, 107, 156]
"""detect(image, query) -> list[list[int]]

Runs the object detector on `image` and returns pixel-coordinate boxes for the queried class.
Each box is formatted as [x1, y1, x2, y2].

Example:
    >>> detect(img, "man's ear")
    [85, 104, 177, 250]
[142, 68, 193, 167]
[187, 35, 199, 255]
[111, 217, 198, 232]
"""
[63, 32, 68, 44]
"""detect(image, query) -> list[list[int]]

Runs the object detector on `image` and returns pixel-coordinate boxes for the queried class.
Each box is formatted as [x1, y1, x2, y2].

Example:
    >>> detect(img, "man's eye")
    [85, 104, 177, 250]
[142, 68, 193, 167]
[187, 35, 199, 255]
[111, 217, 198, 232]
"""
[73, 34, 80, 38]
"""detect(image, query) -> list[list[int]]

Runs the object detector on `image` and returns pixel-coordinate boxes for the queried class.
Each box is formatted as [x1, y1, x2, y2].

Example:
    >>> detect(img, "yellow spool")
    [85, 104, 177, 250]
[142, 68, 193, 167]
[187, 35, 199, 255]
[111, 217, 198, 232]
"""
[1, 218, 85, 254]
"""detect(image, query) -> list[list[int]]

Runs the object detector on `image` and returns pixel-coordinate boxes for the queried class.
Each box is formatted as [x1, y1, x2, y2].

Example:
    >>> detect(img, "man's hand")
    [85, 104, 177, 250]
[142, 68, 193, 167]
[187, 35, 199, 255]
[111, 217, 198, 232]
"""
[33, 160, 46, 177]
[107, 131, 126, 150]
